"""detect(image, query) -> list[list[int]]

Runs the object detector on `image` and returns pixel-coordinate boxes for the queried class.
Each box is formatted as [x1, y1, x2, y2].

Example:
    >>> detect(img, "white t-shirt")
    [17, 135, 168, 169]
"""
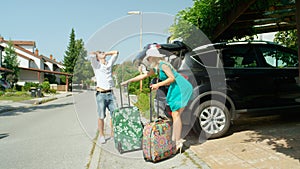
[90, 54, 118, 90]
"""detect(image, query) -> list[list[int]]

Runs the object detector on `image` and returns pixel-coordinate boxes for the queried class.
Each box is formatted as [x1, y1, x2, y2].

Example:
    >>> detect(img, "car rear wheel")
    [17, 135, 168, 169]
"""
[193, 100, 231, 139]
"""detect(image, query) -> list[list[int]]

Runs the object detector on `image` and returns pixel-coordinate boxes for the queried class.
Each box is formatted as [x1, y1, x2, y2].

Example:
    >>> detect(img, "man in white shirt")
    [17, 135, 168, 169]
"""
[90, 50, 119, 144]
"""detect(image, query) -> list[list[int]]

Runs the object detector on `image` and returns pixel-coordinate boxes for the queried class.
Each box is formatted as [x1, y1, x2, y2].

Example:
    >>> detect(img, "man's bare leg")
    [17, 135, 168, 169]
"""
[110, 118, 114, 137]
[98, 118, 105, 136]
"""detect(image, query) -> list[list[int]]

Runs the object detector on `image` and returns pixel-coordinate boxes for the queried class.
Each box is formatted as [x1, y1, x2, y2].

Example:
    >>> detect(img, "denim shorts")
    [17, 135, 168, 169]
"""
[95, 91, 116, 119]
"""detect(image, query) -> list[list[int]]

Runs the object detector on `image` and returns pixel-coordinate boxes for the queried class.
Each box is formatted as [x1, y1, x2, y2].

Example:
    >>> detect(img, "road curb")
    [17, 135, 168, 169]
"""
[0, 93, 73, 114]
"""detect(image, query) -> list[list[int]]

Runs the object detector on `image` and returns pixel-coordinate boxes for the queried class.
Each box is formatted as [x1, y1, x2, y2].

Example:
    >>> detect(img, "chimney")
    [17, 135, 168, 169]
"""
[0, 46, 3, 67]
[35, 49, 39, 56]
[50, 54, 53, 60]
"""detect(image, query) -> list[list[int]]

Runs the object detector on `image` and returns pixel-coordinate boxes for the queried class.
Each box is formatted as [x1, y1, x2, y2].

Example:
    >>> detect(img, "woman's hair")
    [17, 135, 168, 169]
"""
[149, 57, 165, 68]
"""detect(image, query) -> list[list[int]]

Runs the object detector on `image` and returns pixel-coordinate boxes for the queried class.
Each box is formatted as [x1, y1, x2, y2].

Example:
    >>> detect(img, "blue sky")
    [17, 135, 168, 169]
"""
[0, 0, 194, 62]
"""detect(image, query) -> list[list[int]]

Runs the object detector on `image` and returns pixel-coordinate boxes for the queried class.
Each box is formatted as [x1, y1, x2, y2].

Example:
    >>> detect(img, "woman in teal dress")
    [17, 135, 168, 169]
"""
[121, 48, 193, 153]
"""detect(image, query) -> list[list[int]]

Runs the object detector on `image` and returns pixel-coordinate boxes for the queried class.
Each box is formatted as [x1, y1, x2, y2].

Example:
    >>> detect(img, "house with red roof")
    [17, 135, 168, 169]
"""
[0, 37, 71, 91]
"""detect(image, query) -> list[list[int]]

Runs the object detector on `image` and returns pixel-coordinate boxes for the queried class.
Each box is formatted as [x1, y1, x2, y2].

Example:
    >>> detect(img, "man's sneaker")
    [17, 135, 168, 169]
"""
[99, 136, 106, 144]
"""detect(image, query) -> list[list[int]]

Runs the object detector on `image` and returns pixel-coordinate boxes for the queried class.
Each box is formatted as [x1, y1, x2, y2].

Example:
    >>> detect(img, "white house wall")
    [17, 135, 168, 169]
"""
[17, 49, 40, 69]
[1, 41, 65, 86]
[0, 42, 40, 69]
[45, 61, 53, 71]
[18, 57, 29, 68]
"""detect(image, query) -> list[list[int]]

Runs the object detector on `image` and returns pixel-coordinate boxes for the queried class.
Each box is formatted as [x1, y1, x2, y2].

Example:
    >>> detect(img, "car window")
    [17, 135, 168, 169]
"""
[257, 46, 298, 68]
[221, 47, 257, 68]
[191, 50, 219, 67]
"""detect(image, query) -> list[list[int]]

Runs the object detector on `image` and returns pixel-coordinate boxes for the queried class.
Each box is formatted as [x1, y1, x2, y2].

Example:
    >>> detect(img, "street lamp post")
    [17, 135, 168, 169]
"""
[128, 11, 143, 91]
[127, 11, 143, 51]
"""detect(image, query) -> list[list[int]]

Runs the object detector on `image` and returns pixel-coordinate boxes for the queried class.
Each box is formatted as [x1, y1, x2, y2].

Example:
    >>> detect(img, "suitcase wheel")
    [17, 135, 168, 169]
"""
[118, 142, 123, 154]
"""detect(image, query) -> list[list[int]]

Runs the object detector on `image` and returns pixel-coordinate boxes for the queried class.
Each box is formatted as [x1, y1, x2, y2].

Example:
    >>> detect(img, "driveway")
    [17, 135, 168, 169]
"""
[185, 112, 300, 169]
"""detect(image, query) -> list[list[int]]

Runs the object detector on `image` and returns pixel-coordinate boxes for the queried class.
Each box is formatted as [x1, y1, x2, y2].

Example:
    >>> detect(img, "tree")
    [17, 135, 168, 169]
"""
[4, 40, 20, 88]
[169, 0, 285, 43]
[113, 61, 153, 94]
[273, 29, 298, 66]
[169, 0, 240, 43]
[62, 28, 78, 88]
[274, 30, 298, 51]
[73, 39, 94, 88]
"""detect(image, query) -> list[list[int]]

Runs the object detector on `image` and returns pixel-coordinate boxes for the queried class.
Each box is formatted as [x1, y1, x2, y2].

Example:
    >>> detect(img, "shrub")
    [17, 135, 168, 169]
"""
[49, 89, 57, 94]
[15, 84, 23, 91]
[134, 92, 150, 118]
[40, 81, 50, 93]
[23, 82, 39, 91]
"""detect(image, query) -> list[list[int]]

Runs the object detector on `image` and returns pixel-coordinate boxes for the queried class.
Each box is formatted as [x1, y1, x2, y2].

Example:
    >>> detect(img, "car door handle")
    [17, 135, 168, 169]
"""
[225, 77, 240, 81]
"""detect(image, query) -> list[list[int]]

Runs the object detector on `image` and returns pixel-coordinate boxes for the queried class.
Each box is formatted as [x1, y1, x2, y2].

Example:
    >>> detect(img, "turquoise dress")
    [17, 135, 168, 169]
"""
[157, 61, 193, 112]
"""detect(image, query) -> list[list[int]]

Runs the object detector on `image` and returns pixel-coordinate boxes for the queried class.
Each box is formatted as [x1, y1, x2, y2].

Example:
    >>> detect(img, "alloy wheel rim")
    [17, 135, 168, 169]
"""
[199, 106, 226, 135]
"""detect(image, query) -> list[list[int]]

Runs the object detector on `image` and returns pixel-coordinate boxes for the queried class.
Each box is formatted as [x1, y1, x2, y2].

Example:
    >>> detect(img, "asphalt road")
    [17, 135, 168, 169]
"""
[0, 96, 92, 169]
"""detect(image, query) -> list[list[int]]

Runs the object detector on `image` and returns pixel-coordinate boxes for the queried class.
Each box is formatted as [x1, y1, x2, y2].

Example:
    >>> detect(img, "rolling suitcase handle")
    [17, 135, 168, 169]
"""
[119, 84, 131, 108]
[149, 78, 162, 122]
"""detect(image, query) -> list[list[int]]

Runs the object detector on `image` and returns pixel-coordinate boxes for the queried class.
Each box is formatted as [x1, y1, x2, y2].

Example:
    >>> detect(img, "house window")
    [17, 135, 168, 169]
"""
[29, 60, 38, 69]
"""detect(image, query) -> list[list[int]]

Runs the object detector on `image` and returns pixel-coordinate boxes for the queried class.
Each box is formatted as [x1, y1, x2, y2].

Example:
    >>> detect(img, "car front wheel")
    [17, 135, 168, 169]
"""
[193, 100, 231, 139]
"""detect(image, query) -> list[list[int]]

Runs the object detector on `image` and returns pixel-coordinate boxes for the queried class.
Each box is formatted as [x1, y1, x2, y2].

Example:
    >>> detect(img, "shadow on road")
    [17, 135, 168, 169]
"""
[231, 112, 300, 161]
[0, 102, 74, 117]
[185, 111, 300, 162]
[0, 133, 9, 139]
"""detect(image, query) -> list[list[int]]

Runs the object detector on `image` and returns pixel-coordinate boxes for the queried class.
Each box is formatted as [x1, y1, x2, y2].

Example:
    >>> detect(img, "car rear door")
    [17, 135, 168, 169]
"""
[256, 45, 300, 107]
[221, 45, 277, 109]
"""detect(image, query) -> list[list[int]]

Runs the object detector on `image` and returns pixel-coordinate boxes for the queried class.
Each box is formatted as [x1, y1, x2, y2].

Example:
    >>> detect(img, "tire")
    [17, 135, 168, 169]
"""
[192, 100, 231, 139]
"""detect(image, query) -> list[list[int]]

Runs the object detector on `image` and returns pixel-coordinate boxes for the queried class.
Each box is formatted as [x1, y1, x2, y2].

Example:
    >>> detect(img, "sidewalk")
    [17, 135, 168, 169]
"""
[185, 116, 300, 169]
[0, 91, 74, 114]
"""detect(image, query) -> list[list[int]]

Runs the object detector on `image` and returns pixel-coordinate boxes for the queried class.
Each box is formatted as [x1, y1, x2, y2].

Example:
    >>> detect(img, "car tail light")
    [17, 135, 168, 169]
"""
[180, 73, 189, 80]
[148, 43, 161, 49]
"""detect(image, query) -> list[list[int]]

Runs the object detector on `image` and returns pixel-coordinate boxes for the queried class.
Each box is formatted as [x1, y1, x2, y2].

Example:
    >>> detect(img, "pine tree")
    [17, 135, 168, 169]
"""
[62, 28, 78, 88]
[4, 40, 20, 88]
[63, 28, 77, 74]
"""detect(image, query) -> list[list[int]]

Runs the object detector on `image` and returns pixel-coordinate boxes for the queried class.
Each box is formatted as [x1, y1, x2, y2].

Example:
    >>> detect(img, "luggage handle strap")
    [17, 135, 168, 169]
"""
[149, 78, 160, 122]
[119, 84, 131, 108]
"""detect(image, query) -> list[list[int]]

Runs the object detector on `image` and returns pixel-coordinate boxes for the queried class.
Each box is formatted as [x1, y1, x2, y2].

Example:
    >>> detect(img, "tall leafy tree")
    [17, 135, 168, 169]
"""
[73, 39, 94, 87]
[4, 40, 20, 87]
[169, 0, 238, 43]
[169, 0, 285, 43]
[62, 28, 78, 86]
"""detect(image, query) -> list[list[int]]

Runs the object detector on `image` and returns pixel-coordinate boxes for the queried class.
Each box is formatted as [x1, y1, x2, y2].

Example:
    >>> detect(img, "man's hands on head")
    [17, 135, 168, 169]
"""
[90, 50, 118, 56]
[105, 50, 119, 56]
[90, 50, 118, 61]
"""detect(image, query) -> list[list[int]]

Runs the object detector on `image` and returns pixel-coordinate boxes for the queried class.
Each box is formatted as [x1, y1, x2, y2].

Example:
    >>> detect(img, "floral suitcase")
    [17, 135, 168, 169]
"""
[112, 86, 143, 154]
[142, 119, 175, 162]
[143, 80, 175, 162]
